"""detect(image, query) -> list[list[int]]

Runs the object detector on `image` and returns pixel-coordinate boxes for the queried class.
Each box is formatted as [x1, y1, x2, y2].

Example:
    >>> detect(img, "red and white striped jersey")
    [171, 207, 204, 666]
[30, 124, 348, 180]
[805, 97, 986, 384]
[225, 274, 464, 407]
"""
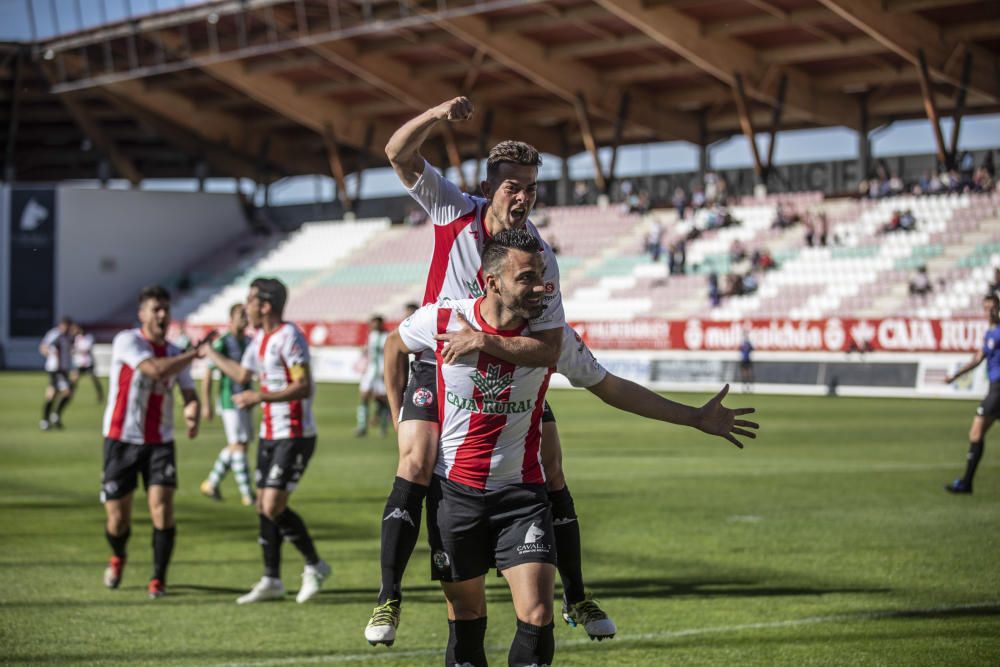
[399, 298, 553, 490]
[408, 159, 564, 333]
[557, 325, 608, 388]
[240, 322, 316, 440]
[102, 329, 194, 445]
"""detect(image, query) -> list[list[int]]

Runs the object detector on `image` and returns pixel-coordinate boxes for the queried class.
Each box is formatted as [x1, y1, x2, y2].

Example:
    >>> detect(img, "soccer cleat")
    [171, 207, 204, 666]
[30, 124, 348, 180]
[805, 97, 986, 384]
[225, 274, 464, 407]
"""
[39, 419, 50, 431]
[200, 480, 222, 502]
[50, 414, 63, 430]
[241, 495, 255, 507]
[147, 578, 166, 599]
[365, 599, 402, 646]
[562, 593, 617, 641]
[236, 577, 285, 604]
[296, 560, 331, 603]
[945, 479, 972, 494]
[103, 555, 126, 589]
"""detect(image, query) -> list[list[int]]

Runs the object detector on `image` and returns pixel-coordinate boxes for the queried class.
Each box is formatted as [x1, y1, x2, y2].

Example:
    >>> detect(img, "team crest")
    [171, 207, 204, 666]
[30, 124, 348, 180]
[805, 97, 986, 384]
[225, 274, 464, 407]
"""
[433, 550, 451, 571]
[413, 387, 434, 407]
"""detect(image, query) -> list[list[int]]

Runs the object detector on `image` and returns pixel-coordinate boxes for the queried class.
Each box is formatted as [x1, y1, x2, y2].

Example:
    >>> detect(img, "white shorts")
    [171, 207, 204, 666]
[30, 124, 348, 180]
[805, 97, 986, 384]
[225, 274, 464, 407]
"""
[360, 371, 385, 396]
[221, 408, 253, 445]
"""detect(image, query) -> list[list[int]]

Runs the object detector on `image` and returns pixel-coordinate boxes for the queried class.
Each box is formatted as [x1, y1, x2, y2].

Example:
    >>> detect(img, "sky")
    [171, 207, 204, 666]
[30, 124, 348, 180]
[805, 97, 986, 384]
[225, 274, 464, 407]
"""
[3, 0, 999, 202]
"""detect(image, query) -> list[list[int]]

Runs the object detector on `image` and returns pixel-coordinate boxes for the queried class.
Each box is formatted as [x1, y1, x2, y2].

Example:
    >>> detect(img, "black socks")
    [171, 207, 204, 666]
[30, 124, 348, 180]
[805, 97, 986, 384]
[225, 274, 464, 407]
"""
[446, 617, 488, 667]
[508, 620, 554, 667]
[379, 477, 428, 604]
[151, 526, 175, 583]
[549, 485, 584, 604]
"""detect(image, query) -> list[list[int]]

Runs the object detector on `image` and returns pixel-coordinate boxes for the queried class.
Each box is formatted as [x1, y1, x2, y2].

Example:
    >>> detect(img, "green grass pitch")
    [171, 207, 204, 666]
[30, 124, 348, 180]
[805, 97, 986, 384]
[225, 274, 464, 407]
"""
[1, 371, 999, 666]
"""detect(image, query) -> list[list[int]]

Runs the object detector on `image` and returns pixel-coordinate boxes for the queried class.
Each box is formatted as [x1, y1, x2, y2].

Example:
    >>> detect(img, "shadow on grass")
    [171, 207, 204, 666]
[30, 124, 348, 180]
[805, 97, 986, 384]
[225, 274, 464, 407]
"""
[582, 576, 891, 600]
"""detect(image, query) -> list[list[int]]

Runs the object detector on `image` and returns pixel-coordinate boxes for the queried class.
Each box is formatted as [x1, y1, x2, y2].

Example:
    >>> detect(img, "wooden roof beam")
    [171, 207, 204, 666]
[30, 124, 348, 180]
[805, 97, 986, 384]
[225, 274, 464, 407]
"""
[593, 0, 860, 130]
[489, 5, 607, 33]
[704, 7, 832, 37]
[423, 9, 702, 143]
[885, 0, 982, 11]
[818, 0, 999, 103]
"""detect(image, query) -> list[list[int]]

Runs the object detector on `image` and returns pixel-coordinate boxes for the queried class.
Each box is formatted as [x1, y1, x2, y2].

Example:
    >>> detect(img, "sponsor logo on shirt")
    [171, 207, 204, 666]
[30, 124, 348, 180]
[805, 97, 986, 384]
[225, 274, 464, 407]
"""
[464, 279, 485, 298]
[446, 364, 535, 415]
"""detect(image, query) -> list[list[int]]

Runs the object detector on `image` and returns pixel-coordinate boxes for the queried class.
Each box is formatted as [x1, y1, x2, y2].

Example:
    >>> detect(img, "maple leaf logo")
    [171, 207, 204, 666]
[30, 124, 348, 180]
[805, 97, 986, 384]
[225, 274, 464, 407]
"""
[470, 364, 513, 402]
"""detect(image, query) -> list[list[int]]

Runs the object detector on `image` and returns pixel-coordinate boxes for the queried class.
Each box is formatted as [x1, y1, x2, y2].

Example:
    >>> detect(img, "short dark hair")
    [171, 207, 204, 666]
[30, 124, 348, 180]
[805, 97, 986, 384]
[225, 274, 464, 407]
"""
[482, 229, 542, 276]
[229, 303, 245, 318]
[59, 316, 73, 327]
[985, 293, 999, 306]
[138, 285, 170, 307]
[250, 277, 288, 315]
[486, 140, 541, 183]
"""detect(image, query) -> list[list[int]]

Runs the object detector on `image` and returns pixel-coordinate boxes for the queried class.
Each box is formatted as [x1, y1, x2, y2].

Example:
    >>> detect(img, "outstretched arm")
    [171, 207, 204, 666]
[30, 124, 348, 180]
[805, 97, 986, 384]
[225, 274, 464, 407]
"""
[946, 350, 985, 384]
[137, 332, 215, 381]
[204, 343, 253, 386]
[435, 313, 562, 368]
[587, 378, 758, 449]
[385, 97, 474, 189]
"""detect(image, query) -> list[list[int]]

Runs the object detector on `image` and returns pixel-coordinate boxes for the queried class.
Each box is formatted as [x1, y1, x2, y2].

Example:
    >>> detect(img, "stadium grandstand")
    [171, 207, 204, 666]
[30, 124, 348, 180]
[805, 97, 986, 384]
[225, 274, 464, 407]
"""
[2, 0, 999, 400]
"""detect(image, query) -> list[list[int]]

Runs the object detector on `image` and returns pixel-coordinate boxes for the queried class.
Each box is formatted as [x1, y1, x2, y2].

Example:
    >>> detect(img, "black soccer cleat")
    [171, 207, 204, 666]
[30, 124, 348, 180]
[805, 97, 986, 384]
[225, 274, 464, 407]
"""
[944, 479, 972, 494]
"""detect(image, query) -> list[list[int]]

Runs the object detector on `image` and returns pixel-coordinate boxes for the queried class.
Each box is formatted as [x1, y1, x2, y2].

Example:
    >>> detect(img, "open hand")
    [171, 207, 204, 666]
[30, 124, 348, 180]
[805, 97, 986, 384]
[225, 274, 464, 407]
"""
[233, 390, 262, 410]
[697, 384, 758, 449]
[434, 312, 484, 364]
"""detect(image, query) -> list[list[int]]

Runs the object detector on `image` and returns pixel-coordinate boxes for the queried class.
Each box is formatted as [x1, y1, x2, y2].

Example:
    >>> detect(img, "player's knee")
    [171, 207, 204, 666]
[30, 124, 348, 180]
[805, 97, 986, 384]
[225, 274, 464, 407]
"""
[258, 496, 285, 520]
[517, 601, 553, 626]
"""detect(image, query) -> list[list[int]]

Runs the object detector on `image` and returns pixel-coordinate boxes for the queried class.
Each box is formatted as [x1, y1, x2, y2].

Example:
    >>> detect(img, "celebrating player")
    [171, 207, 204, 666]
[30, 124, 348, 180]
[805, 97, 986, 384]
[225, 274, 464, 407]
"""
[203, 278, 331, 604]
[39, 316, 74, 430]
[384, 229, 560, 665]
[100, 286, 209, 599]
[200, 303, 255, 506]
[355, 314, 390, 437]
[943, 293, 1000, 494]
[368, 96, 622, 645]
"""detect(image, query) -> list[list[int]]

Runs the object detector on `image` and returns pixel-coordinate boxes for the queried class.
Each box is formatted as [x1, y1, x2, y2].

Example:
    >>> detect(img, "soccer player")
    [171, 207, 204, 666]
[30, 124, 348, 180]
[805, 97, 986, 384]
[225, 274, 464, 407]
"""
[943, 293, 1000, 494]
[384, 229, 560, 665]
[70, 323, 104, 403]
[200, 303, 255, 506]
[100, 286, 209, 599]
[39, 316, 74, 430]
[355, 315, 390, 438]
[739, 330, 754, 392]
[371, 96, 619, 646]
[203, 277, 331, 604]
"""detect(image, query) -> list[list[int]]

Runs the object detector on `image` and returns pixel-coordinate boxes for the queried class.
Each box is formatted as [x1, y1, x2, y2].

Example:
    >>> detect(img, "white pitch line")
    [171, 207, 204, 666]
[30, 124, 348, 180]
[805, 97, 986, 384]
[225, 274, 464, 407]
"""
[204, 600, 1000, 667]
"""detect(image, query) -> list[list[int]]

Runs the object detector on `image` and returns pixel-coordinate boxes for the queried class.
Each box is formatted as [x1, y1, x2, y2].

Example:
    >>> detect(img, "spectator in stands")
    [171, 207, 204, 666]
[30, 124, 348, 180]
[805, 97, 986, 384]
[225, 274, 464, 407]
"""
[691, 185, 706, 210]
[817, 211, 829, 247]
[729, 239, 747, 263]
[672, 187, 687, 220]
[803, 214, 816, 247]
[741, 272, 758, 295]
[909, 266, 933, 301]
[725, 273, 744, 298]
[573, 180, 589, 205]
[988, 267, 1000, 296]
[973, 166, 994, 193]
[668, 239, 687, 276]
[619, 179, 633, 204]
[708, 273, 721, 307]
[888, 173, 905, 195]
[751, 248, 776, 272]
[899, 209, 916, 232]
[406, 206, 428, 226]
[881, 210, 902, 234]
[532, 202, 550, 228]
[646, 220, 663, 261]
[771, 203, 798, 229]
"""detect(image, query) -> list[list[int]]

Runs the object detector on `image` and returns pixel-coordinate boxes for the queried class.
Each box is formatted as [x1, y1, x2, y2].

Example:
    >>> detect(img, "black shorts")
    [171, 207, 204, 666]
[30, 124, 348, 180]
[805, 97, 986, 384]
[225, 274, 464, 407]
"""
[256, 436, 316, 491]
[48, 370, 71, 392]
[101, 439, 177, 501]
[977, 382, 1000, 418]
[401, 361, 557, 424]
[426, 476, 556, 582]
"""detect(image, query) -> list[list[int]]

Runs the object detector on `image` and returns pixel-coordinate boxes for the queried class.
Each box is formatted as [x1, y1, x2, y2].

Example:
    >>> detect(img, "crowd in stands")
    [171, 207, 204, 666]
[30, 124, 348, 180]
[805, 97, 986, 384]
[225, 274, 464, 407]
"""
[861, 153, 996, 199]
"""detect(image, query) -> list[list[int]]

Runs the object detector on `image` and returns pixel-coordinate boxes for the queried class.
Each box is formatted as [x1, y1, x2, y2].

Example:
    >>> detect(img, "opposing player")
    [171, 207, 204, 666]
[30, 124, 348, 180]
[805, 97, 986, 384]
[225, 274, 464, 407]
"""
[943, 293, 1000, 494]
[385, 230, 560, 665]
[203, 277, 331, 604]
[355, 315, 390, 438]
[39, 316, 74, 430]
[100, 286, 208, 599]
[200, 303, 255, 506]
[367, 96, 614, 645]
[71, 323, 104, 403]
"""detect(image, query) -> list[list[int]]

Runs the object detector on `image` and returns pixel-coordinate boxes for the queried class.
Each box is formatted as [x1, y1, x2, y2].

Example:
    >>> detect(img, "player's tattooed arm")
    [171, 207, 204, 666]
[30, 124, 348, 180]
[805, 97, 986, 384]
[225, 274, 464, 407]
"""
[435, 313, 562, 367]
[383, 330, 414, 428]
[945, 349, 985, 384]
[386, 97, 474, 189]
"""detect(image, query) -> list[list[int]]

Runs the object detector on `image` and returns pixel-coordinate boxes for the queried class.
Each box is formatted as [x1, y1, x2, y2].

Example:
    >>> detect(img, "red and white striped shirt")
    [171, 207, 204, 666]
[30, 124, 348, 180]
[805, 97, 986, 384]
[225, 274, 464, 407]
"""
[399, 298, 553, 490]
[408, 159, 564, 332]
[102, 329, 194, 445]
[240, 322, 316, 440]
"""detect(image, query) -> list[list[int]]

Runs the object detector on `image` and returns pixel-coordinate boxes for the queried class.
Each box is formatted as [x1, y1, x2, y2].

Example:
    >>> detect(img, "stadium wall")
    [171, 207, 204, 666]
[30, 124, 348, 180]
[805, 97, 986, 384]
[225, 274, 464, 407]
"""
[3, 187, 246, 368]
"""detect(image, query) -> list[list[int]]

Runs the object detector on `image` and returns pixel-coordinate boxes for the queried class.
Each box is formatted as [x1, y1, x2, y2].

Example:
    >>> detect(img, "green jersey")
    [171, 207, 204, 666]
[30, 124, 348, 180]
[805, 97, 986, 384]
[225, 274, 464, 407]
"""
[211, 332, 251, 410]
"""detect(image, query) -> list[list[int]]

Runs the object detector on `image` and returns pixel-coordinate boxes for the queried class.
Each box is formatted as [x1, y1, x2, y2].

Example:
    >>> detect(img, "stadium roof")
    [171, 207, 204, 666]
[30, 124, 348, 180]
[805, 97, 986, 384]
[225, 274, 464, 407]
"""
[2, 0, 999, 190]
